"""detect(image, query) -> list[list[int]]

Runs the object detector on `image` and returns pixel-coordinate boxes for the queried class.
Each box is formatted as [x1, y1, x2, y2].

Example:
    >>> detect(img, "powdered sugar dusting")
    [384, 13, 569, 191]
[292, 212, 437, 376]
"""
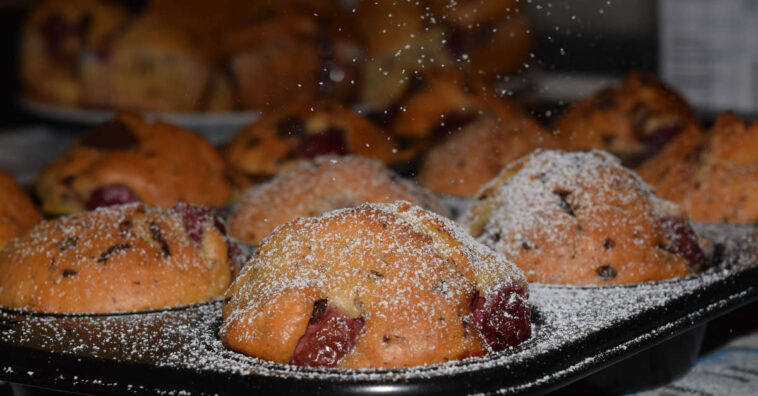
[0, 224, 754, 394]
[462, 150, 698, 284]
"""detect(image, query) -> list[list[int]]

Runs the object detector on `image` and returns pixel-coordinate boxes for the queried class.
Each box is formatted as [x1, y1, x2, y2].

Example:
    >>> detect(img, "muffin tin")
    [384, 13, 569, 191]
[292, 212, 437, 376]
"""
[0, 224, 756, 395]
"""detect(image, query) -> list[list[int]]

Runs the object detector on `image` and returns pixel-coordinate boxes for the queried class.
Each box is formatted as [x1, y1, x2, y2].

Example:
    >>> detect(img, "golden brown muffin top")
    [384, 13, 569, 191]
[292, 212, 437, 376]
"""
[0, 203, 232, 314]
[221, 201, 527, 367]
[552, 72, 695, 159]
[225, 100, 401, 177]
[36, 113, 235, 215]
[639, 113, 758, 224]
[227, 155, 451, 245]
[462, 150, 705, 284]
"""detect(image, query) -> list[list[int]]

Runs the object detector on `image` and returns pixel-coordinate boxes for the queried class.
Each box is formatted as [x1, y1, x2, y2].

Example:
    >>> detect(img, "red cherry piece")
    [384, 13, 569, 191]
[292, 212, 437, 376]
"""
[169, 203, 225, 244]
[291, 301, 364, 367]
[472, 284, 531, 351]
[644, 124, 685, 149]
[659, 217, 708, 272]
[295, 128, 348, 159]
[85, 185, 140, 210]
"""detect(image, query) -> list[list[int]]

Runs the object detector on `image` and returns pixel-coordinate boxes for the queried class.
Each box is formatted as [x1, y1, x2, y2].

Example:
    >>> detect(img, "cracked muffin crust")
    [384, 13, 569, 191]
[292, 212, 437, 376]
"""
[221, 201, 531, 368]
[0, 203, 233, 313]
[227, 155, 450, 245]
[0, 170, 42, 251]
[638, 113, 758, 224]
[36, 113, 238, 215]
[462, 150, 707, 285]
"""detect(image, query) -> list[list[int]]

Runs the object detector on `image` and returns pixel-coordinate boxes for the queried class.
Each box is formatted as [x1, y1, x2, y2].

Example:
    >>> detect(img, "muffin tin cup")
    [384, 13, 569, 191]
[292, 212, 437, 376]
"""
[0, 224, 755, 395]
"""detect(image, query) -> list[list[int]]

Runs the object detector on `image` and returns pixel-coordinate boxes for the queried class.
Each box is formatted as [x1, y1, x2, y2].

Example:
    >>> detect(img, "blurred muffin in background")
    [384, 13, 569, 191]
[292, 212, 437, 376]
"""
[416, 101, 557, 197]
[639, 113, 758, 224]
[228, 155, 450, 245]
[225, 100, 401, 180]
[428, 0, 531, 85]
[80, 14, 211, 112]
[221, 3, 364, 109]
[552, 72, 696, 165]
[36, 113, 240, 215]
[354, 0, 453, 107]
[20, 0, 129, 106]
[0, 170, 42, 251]
[462, 150, 708, 285]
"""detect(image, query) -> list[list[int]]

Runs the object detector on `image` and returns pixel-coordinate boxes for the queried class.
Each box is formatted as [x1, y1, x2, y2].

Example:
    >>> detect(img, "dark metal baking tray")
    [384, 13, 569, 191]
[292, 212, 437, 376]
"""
[0, 224, 756, 396]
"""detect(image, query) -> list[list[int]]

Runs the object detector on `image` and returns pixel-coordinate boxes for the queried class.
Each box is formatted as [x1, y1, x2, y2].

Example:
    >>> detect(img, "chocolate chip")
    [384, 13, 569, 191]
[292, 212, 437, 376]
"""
[310, 299, 329, 324]
[149, 222, 171, 258]
[223, 297, 232, 304]
[603, 238, 616, 249]
[61, 269, 78, 277]
[368, 270, 384, 280]
[553, 189, 576, 217]
[596, 265, 618, 279]
[382, 335, 391, 343]
[80, 120, 139, 150]
[96, 243, 131, 264]
[118, 220, 133, 234]
[58, 237, 78, 251]
[276, 115, 306, 138]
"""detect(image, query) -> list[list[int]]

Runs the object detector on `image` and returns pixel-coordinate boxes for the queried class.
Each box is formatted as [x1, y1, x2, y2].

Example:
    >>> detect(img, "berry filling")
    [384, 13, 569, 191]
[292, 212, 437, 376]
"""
[294, 127, 348, 159]
[643, 124, 685, 149]
[85, 185, 140, 210]
[472, 284, 531, 351]
[290, 299, 364, 367]
[168, 203, 226, 245]
[659, 217, 708, 272]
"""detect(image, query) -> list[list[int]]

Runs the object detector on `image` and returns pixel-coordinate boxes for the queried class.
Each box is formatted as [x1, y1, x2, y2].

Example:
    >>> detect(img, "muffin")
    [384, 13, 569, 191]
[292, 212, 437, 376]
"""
[429, 0, 531, 83]
[36, 113, 238, 215]
[222, 11, 320, 110]
[0, 203, 232, 313]
[462, 150, 707, 285]
[20, 0, 129, 106]
[225, 100, 401, 179]
[417, 104, 557, 197]
[227, 155, 451, 245]
[221, 201, 531, 368]
[638, 113, 758, 224]
[385, 69, 479, 140]
[354, 1, 453, 107]
[552, 73, 696, 163]
[0, 170, 42, 251]
[80, 13, 212, 112]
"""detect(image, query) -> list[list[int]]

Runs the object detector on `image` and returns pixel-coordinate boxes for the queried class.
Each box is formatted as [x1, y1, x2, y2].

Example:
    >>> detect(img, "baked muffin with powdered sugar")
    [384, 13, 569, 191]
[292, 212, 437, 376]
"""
[0, 203, 234, 313]
[227, 155, 450, 245]
[221, 201, 531, 368]
[462, 150, 708, 285]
